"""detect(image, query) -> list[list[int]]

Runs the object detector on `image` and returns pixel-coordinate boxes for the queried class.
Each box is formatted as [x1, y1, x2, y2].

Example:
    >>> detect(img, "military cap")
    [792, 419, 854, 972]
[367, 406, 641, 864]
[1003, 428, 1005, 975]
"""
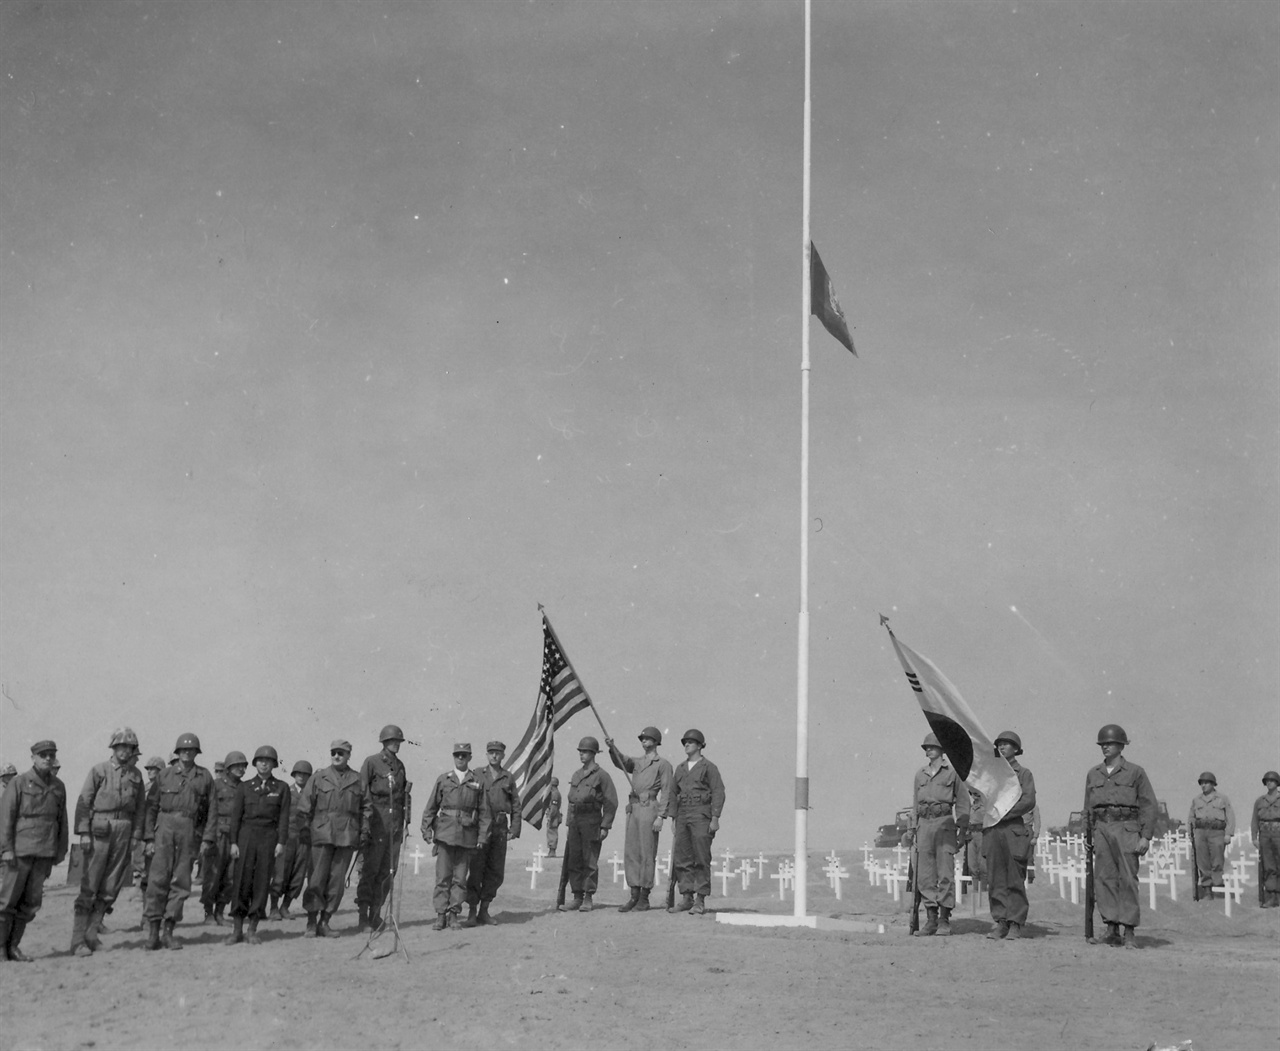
[291, 759, 313, 777]
[577, 736, 600, 753]
[1197, 771, 1217, 785]
[639, 726, 663, 744]
[1263, 771, 1280, 786]
[329, 739, 353, 754]
[994, 730, 1023, 756]
[224, 751, 249, 769]
[486, 740, 506, 753]
[253, 745, 279, 765]
[379, 724, 405, 743]
[921, 732, 941, 750]
[145, 756, 166, 771]
[680, 729, 706, 747]
[30, 740, 57, 755]
[452, 742, 472, 755]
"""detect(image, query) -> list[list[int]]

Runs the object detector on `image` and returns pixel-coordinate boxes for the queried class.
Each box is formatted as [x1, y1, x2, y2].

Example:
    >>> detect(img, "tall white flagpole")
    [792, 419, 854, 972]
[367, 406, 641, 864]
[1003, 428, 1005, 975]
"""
[794, 0, 812, 919]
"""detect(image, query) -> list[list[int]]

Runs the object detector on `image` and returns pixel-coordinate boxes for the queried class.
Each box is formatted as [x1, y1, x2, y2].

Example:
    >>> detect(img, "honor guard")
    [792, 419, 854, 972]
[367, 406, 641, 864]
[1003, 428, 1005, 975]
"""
[464, 740, 521, 927]
[72, 728, 147, 956]
[297, 740, 371, 938]
[664, 729, 725, 916]
[420, 743, 491, 929]
[202, 751, 247, 926]
[559, 737, 618, 913]
[606, 726, 672, 913]
[983, 731, 1036, 940]
[1083, 724, 1158, 948]
[1188, 772, 1235, 899]
[224, 746, 290, 946]
[0, 741, 68, 961]
[269, 759, 312, 920]
[545, 778, 562, 856]
[902, 732, 970, 937]
[1252, 771, 1280, 908]
[356, 725, 411, 933]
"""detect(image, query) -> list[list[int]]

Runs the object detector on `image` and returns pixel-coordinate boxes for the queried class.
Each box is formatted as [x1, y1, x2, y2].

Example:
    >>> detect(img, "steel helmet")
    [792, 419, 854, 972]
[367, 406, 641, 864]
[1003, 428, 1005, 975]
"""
[379, 724, 405, 744]
[145, 756, 165, 771]
[994, 730, 1023, 756]
[174, 732, 202, 753]
[639, 726, 663, 744]
[577, 736, 600, 753]
[921, 733, 941, 750]
[680, 729, 706, 747]
[1197, 771, 1217, 785]
[550, 777, 559, 786]
[253, 745, 279, 765]
[0, 762, 16, 778]
[224, 750, 248, 770]
[1096, 724, 1128, 746]
[1262, 770, 1280, 786]
[291, 759, 313, 777]
[109, 727, 139, 749]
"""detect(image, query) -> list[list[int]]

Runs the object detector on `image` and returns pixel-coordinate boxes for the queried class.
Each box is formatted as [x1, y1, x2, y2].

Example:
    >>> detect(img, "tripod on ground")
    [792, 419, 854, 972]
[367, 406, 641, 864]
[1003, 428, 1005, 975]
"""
[355, 775, 411, 962]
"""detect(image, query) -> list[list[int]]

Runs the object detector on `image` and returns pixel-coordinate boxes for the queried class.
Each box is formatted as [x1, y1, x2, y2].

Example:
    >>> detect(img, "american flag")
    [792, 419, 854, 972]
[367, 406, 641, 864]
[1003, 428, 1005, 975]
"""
[508, 615, 592, 829]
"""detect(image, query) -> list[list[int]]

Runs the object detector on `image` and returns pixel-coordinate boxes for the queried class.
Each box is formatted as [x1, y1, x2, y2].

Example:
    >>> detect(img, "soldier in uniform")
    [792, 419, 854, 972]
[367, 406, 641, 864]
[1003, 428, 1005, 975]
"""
[545, 777, 562, 856]
[664, 729, 725, 916]
[965, 788, 987, 888]
[559, 737, 617, 913]
[902, 732, 970, 937]
[606, 726, 672, 913]
[1252, 771, 1280, 908]
[142, 732, 216, 950]
[421, 743, 491, 929]
[1083, 724, 1158, 948]
[0, 741, 68, 962]
[984, 731, 1036, 940]
[355, 725, 410, 934]
[269, 759, 312, 921]
[72, 728, 147, 956]
[1188, 772, 1235, 900]
[132, 755, 166, 899]
[464, 740, 521, 927]
[224, 746, 290, 946]
[297, 739, 370, 937]
[201, 751, 247, 926]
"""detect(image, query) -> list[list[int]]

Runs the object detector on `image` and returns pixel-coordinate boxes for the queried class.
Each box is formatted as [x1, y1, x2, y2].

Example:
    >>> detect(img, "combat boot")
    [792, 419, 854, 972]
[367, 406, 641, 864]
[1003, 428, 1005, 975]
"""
[635, 888, 652, 912]
[1004, 922, 1023, 940]
[203, 906, 217, 926]
[145, 919, 162, 950]
[561, 896, 583, 912]
[689, 894, 707, 916]
[224, 916, 244, 946]
[316, 912, 332, 937]
[936, 907, 952, 937]
[985, 919, 1008, 940]
[1121, 925, 1138, 949]
[357, 904, 371, 933]
[279, 897, 294, 921]
[618, 886, 641, 913]
[8, 920, 32, 962]
[433, 912, 447, 931]
[161, 919, 182, 950]
[304, 912, 318, 938]
[84, 906, 106, 952]
[268, 895, 282, 922]
[477, 902, 494, 926]
[245, 918, 262, 946]
[462, 904, 479, 928]
[369, 909, 382, 932]
[213, 905, 226, 927]
[447, 910, 463, 930]
[71, 907, 92, 956]
[580, 893, 594, 913]
[669, 892, 693, 914]
[0, 915, 9, 960]
[918, 906, 939, 936]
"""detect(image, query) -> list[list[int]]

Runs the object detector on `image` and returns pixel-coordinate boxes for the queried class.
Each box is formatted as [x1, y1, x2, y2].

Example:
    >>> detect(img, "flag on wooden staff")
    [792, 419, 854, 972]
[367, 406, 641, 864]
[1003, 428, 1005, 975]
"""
[882, 617, 1022, 827]
[810, 241, 856, 355]
[508, 613, 592, 829]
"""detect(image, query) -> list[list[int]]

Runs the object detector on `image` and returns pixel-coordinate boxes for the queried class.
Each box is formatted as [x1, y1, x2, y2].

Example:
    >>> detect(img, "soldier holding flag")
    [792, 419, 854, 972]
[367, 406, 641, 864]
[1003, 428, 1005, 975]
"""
[984, 731, 1036, 940]
[607, 726, 673, 913]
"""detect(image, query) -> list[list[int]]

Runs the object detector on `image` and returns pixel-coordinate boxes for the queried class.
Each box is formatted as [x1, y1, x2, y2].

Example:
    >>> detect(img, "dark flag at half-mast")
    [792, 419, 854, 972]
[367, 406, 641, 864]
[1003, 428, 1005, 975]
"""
[881, 616, 1022, 828]
[810, 242, 856, 356]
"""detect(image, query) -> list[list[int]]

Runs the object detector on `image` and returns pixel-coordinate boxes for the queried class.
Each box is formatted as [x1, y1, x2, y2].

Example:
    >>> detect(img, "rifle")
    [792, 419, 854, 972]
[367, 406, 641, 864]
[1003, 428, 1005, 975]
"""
[665, 848, 677, 910]
[908, 837, 921, 935]
[1084, 813, 1095, 941]
[1189, 825, 1201, 901]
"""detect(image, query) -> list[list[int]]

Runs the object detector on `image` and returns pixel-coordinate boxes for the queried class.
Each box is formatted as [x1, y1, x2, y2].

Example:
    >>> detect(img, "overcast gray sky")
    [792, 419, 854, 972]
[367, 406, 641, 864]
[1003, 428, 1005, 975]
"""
[2, 1, 1276, 848]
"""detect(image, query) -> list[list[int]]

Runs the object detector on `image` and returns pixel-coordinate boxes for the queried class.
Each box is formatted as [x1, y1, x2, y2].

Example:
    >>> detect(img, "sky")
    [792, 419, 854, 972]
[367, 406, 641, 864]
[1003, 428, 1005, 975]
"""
[1, 0, 1276, 850]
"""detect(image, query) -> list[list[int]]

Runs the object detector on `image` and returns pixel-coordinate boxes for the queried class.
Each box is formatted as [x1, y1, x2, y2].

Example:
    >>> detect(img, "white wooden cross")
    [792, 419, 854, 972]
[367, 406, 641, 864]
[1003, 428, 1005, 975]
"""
[1138, 868, 1163, 911]
[755, 853, 768, 878]
[893, 844, 909, 869]
[531, 845, 548, 873]
[1067, 860, 1083, 905]
[716, 862, 733, 897]
[526, 855, 541, 890]
[609, 850, 625, 883]
[735, 859, 753, 890]
[409, 843, 426, 875]
[861, 842, 873, 867]
[720, 847, 736, 869]
[823, 857, 849, 900]
[885, 867, 909, 903]
[771, 859, 795, 900]
[953, 856, 970, 902]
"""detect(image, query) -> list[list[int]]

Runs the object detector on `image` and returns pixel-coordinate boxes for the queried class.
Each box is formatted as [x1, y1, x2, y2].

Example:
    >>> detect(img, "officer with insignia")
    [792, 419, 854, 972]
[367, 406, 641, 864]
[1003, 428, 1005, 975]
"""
[1252, 771, 1280, 908]
[984, 731, 1036, 940]
[558, 737, 618, 913]
[1083, 724, 1158, 948]
[1188, 772, 1235, 900]
[901, 732, 970, 937]
[0, 741, 68, 962]
[224, 746, 290, 946]
[297, 739, 370, 938]
[464, 740, 521, 927]
[546, 777, 562, 856]
[606, 726, 672, 913]
[72, 728, 147, 956]
[665, 729, 726, 916]
[202, 751, 247, 926]
[356, 725, 411, 933]
[269, 759, 312, 921]
[420, 743, 491, 929]
[143, 732, 216, 950]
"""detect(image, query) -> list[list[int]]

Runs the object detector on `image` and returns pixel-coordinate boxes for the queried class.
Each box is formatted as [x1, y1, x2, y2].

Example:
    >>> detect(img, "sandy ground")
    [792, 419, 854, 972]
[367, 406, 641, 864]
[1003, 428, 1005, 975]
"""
[1, 848, 1276, 1051]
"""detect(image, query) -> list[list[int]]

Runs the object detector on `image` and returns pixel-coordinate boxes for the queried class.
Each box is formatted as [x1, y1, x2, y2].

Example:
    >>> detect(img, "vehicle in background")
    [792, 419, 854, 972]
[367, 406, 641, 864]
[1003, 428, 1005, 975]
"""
[1065, 803, 1181, 839]
[874, 808, 914, 847]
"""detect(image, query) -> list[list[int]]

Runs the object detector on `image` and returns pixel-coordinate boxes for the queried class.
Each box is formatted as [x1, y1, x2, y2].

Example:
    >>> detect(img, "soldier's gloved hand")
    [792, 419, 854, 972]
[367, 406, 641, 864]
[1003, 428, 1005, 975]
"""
[229, 844, 240, 860]
[80, 834, 93, 854]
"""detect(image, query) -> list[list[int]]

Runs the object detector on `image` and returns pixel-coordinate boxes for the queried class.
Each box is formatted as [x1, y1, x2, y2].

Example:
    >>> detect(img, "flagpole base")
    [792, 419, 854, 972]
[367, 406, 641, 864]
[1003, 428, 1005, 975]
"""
[714, 913, 881, 933]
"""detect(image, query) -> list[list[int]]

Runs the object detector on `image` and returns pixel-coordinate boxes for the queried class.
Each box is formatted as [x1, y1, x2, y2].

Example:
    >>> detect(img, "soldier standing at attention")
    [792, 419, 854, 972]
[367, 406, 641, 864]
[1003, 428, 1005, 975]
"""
[269, 759, 312, 921]
[133, 755, 166, 900]
[464, 740, 520, 927]
[355, 725, 410, 934]
[1188, 772, 1235, 900]
[902, 732, 970, 937]
[297, 740, 370, 938]
[606, 726, 672, 913]
[1084, 724, 1158, 948]
[984, 731, 1036, 940]
[420, 743, 490, 929]
[224, 746, 290, 946]
[1252, 771, 1280, 908]
[72, 728, 146, 956]
[545, 777, 562, 856]
[202, 752, 247, 926]
[664, 729, 725, 916]
[0, 741, 68, 962]
[143, 733, 215, 950]
[559, 737, 617, 913]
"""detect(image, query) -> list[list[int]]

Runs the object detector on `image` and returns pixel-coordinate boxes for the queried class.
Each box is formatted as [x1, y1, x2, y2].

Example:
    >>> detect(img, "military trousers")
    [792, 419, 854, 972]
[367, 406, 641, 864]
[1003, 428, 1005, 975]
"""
[1092, 819, 1142, 927]
[132, 838, 152, 893]
[144, 812, 198, 922]
[1192, 827, 1226, 888]
[271, 838, 308, 902]
[983, 819, 1030, 925]
[546, 819, 560, 855]
[466, 826, 509, 905]
[303, 843, 355, 916]
[671, 809, 713, 897]
[0, 856, 53, 924]
[622, 800, 661, 889]
[230, 825, 278, 920]
[433, 842, 473, 914]
[915, 817, 958, 909]
[75, 816, 135, 915]
[965, 828, 986, 885]
[200, 830, 234, 911]
[565, 813, 604, 896]
[1260, 834, 1280, 894]
[355, 807, 403, 916]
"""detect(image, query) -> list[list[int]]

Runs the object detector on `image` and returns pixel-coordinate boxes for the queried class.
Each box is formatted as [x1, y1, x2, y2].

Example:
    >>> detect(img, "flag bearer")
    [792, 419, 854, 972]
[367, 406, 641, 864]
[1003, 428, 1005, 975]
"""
[420, 743, 490, 929]
[464, 740, 520, 926]
[902, 733, 970, 936]
[1252, 771, 1280, 908]
[356, 725, 410, 933]
[224, 746, 290, 946]
[559, 737, 618, 913]
[72, 728, 146, 955]
[606, 726, 672, 913]
[269, 759, 312, 920]
[664, 729, 725, 916]
[984, 731, 1035, 940]
[1188, 772, 1235, 899]
[202, 751, 247, 926]
[0, 741, 68, 961]
[1083, 724, 1158, 948]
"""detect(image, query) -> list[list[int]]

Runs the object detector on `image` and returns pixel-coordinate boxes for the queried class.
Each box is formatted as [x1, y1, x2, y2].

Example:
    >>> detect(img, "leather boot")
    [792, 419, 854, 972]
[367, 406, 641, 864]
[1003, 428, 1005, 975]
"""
[447, 910, 463, 930]
[161, 919, 182, 950]
[8, 920, 32, 962]
[316, 912, 332, 938]
[580, 893, 594, 913]
[669, 893, 693, 914]
[246, 918, 262, 945]
[145, 919, 162, 951]
[203, 906, 217, 926]
[71, 907, 92, 956]
[477, 902, 494, 926]
[936, 907, 952, 937]
[689, 894, 706, 916]
[279, 898, 294, 921]
[561, 896, 583, 912]
[1121, 925, 1138, 949]
[304, 912, 318, 938]
[84, 907, 106, 951]
[213, 905, 226, 927]
[919, 906, 938, 936]
[462, 904, 478, 928]
[635, 888, 651, 912]
[1004, 922, 1023, 940]
[618, 887, 641, 913]
[224, 916, 244, 946]
[986, 919, 1008, 940]
[268, 895, 282, 922]
[357, 904, 370, 933]
[433, 912, 447, 931]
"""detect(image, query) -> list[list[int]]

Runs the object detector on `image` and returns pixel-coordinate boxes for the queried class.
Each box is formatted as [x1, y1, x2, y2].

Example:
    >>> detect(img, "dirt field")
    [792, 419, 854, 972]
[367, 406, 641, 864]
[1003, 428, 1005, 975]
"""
[2, 848, 1276, 1051]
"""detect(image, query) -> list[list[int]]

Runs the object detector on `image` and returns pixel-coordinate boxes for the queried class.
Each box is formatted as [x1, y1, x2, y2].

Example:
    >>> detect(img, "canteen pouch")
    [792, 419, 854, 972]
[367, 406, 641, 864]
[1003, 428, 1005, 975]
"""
[91, 815, 113, 838]
[459, 783, 481, 828]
